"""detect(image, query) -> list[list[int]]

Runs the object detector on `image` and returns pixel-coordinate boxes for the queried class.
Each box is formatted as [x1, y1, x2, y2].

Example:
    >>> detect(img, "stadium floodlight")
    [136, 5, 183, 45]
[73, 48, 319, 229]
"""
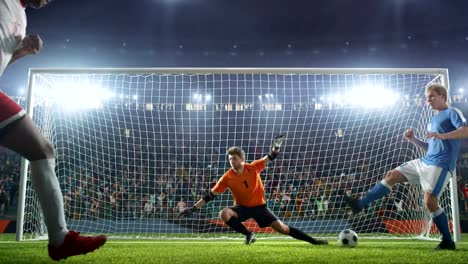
[44, 81, 113, 111]
[346, 84, 400, 109]
[193, 93, 203, 102]
[326, 85, 399, 109]
[329, 94, 345, 105]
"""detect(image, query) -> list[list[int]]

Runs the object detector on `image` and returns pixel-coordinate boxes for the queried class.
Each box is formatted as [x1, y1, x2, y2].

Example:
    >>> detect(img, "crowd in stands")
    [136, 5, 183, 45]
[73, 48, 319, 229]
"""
[2, 143, 468, 221]
[0, 148, 20, 216]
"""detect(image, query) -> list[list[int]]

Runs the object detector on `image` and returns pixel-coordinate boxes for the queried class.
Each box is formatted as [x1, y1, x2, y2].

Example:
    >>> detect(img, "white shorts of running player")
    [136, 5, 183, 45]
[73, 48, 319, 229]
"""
[395, 158, 453, 197]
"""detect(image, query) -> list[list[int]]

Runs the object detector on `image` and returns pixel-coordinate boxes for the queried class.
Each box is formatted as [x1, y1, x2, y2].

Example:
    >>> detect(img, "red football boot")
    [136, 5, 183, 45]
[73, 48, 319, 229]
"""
[48, 231, 107, 261]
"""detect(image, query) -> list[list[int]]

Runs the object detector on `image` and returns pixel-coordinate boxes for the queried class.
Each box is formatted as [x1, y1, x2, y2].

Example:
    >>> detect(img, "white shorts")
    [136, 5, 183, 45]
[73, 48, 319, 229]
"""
[395, 158, 452, 197]
[0, 90, 25, 130]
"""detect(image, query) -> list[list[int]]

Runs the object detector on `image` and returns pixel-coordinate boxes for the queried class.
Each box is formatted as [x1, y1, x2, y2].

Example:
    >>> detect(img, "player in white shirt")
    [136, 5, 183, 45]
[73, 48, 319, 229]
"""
[0, 0, 107, 260]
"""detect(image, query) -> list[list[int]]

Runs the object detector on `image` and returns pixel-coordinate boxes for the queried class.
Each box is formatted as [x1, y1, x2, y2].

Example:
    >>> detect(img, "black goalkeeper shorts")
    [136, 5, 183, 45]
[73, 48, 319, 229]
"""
[229, 204, 279, 228]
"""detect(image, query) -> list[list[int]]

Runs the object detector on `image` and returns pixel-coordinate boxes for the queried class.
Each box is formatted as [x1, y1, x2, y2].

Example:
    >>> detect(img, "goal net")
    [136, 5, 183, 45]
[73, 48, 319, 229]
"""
[17, 68, 461, 241]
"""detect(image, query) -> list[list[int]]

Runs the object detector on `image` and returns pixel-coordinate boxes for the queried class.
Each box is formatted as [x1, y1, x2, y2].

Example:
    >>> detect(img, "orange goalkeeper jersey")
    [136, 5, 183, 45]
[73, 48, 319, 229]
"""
[212, 159, 267, 207]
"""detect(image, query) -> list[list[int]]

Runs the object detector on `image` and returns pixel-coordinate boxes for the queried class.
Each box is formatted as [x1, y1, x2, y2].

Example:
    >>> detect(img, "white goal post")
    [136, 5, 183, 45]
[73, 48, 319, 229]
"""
[17, 68, 461, 242]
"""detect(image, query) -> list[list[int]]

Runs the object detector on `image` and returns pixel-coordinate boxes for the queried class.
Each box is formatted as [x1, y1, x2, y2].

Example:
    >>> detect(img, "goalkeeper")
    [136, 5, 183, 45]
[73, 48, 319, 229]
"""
[179, 135, 328, 246]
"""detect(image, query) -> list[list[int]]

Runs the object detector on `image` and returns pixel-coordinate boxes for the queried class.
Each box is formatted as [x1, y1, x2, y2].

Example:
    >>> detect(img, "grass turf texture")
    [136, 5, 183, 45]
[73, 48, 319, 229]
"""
[0, 234, 467, 263]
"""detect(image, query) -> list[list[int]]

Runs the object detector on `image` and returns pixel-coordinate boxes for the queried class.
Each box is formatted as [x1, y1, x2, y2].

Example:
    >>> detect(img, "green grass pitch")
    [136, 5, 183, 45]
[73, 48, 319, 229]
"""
[0, 234, 467, 263]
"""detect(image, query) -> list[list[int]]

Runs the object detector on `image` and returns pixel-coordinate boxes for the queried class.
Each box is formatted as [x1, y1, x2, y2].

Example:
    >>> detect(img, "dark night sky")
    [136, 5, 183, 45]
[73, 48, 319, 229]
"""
[2, 0, 468, 94]
[27, 0, 468, 42]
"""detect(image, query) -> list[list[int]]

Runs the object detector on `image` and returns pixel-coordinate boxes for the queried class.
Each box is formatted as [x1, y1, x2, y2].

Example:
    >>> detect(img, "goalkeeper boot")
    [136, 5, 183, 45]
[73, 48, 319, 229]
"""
[245, 234, 256, 245]
[311, 239, 329, 245]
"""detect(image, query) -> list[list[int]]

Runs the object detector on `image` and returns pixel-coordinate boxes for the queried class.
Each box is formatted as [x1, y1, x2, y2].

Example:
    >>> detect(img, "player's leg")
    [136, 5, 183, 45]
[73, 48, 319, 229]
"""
[426, 192, 455, 250]
[0, 114, 69, 244]
[253, 205, 328, 245]
[421, 167, 454, 250]
[219, 207, 254, 241]
[0, 94, 72, 244]
[358, 169, 406, 208]
[346, 161, 415, 213]
[0, 103, 106, 260]
[346, 169, 406, 213]
[270, 220, 328, 245]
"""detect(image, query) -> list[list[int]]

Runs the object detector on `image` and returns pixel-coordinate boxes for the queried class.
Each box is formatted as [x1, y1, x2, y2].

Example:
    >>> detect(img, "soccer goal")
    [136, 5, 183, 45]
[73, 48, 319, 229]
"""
[17, 68, 461, 242]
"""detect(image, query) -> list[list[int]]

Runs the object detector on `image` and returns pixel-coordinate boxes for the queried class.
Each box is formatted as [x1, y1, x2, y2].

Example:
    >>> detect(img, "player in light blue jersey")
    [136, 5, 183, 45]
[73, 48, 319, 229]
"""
[346, 84, 468, 250]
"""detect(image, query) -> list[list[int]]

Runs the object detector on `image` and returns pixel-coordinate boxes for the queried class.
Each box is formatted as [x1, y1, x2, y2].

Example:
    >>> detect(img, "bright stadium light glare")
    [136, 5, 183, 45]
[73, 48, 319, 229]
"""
[327, 85, 400, 109]
[205, 94, 212, 102]
[458, 88, 464, 93]
[346, 85, 400, 108]
[132, 94, 138, 100]
[45, 81, 113, 111]
[330, 94, 345, 105]
[192, 93, 202, 102]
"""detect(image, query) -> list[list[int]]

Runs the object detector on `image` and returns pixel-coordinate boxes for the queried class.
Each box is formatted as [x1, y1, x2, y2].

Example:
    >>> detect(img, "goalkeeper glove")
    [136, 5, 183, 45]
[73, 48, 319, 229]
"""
[178, 206, 198, 218]
[268, 135, 285, 160]
[272, 134, 285, 150]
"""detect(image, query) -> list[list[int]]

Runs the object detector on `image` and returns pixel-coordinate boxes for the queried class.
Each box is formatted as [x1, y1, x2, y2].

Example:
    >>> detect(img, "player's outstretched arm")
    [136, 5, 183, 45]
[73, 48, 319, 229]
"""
[264, 135, 285, 163]
[8, 35, 43, 66]
[404, 128, 428, 151]
[178, 190, 220, 218]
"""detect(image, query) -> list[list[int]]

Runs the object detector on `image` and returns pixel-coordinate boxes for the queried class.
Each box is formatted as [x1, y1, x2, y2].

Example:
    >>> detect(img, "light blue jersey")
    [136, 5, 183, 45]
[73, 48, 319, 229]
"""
[421, 107, 467, 171]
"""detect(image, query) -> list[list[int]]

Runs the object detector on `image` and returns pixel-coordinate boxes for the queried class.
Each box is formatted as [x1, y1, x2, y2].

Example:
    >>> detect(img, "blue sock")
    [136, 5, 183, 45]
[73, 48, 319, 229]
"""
[358, 181, 391, 209]
[432, 208, 452, 242]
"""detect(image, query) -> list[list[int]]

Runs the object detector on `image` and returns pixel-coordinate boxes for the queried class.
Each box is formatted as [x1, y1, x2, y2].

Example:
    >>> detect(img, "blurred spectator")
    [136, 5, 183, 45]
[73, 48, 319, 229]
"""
[175, 197, 187, 214]
[143, 199, 154, 219]
[463, 183, 468, 213]
[89, 198, 100, 220]
[0, 186, 7, 215]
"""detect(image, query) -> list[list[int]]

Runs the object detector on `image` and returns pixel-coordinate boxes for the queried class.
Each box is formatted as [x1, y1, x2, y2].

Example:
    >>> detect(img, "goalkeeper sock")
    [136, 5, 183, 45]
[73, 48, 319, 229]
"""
[225, 217, 252, 237]
[30, 159, 68, 247]
[359, 180, 392, 209]
[431, 208, 452, 242]
[288, 226, 319, 244]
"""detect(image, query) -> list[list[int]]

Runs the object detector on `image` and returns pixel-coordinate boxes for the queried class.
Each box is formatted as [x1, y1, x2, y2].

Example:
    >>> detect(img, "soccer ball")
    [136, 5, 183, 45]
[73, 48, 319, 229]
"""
[338, 229, 358, 247]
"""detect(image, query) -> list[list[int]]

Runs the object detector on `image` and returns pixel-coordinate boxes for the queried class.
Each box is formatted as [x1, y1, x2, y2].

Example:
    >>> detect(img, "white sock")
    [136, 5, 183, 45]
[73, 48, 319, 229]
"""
[430, 208, 443, 218]
[381, 179, 393, 189]
[30, 159, 68, 247]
